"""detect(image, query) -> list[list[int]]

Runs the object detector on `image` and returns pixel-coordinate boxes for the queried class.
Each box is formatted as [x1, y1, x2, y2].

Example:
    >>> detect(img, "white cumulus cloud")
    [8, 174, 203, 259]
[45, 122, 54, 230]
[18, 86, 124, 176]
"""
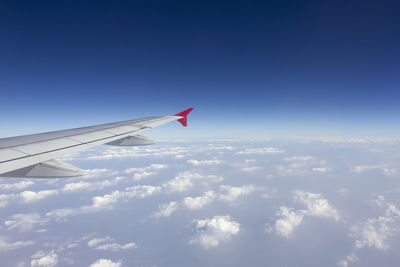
[0, 193, 16, 208]
[284, 156, 315, 162]
[190, 215, 240, 249]
[351, 204, 400, 250]
[340, 203, 400, 266]
[47, 185, 161, 220]
[236, 147, 284, 155]
[88, 237, 136, 251]
[0, 236, 34, 251]
[63, 177, 124, 193]
[31, 250, 58, 267]
[184, 191, 216, 210]
[293, 190, 340, 221]
[0, 181, 34, 191]
[20, 190, 58, 203]
[270, 191, 340, 238]
[162, 171, 221, 192]
[125, 163, 168, 181]
[274, 207, 304, 238]
[90, 259, 122, 267]
[153, 201, 179, 218]
[218, 185, 255, 202]
[352, 165, 397, 177]
[187, 159, 223, 166]
[5, 213, 47, 232]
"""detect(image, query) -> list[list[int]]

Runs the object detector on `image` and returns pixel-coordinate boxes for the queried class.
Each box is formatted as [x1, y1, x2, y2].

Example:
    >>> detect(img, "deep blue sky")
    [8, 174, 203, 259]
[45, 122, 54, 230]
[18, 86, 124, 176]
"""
[1, 0, 399, 138]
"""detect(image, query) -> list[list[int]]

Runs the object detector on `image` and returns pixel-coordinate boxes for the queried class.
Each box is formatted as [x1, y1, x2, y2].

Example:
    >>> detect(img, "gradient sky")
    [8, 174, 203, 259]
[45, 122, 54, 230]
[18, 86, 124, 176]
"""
[1, 0, 399, 138]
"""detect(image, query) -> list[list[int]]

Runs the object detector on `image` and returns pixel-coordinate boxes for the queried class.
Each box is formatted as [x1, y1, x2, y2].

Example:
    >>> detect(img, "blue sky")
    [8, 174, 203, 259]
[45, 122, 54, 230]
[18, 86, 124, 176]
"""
[1, 0, 400, 138]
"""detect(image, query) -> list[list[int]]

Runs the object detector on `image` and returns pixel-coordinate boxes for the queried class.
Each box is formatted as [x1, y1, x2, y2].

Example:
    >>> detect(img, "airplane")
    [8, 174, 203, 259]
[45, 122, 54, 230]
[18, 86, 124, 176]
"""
[0, 108, 193, 178]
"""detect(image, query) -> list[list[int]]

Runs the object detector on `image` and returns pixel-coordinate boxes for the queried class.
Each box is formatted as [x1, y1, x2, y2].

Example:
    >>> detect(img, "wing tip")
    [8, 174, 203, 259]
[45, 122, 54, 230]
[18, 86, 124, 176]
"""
[174, 108, 194, 127]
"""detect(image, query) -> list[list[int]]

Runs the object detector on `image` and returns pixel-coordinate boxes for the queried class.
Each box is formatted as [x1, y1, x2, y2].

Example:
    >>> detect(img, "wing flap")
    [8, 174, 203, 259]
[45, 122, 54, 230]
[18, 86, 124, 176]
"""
[106, 135, 155, 146]
[0, 159, 83, 178]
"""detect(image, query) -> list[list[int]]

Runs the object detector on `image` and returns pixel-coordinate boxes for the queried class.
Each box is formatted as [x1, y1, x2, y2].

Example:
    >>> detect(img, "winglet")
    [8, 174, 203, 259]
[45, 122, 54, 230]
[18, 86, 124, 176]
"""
[174, 108, 194, 127]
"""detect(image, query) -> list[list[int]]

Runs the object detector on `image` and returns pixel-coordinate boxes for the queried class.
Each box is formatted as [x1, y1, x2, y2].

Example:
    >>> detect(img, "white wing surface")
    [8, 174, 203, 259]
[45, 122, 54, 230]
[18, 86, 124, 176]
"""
[0, 108, 193, 178]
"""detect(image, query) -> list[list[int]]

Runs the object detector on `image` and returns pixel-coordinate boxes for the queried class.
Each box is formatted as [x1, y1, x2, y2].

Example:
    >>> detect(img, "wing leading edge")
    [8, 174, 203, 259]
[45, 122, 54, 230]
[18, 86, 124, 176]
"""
[0, 108, 193, 178]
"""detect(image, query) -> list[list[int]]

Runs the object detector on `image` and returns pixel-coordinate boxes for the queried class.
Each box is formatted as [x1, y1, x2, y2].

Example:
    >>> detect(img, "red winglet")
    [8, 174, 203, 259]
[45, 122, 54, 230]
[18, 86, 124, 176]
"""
[174, 108, 194, 127]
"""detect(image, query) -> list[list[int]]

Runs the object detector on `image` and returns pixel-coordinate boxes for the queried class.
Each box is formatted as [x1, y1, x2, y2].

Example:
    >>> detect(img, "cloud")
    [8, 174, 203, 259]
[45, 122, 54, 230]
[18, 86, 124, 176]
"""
[0, 181, 34, 191]
[162, 172, 223, 193]
[240, 166, 264, 172]
[156, 185, 256, 218]
[187, 159, 223, 166]
[90, 185, 161, 210]
[337, 188, 350, 197]
[47, 185, 161, 220]
[218, 185, 255, 202]
[82, 144, 234, 163]
[371, 195, 386, 206]
[63, 177, 124, 193]
[0, 236, 34, 251]
[0, 193, 16, 208]
[4, 213, 47, 232]
[293, 190, 340, 221]
[312, 167, 332, 172]
[158, 185, 255, 217]
[125, 164, 168, 181]
[269, 191, 339, 238]
[63, 181, 91, 192]
[339, 203, 400, 266]
[338, 259, 349, 267]
[63, 234, 94, 249]
[189, 215, 240, 249]
[244, 159, 257, 164]
[351, 204, 400, 250]
[276, 156, 330, 176]
[273, 207, 304, 238]
[352, 165, 397, 177]
[125, 164, 167, 174]
[302, 137, 399, 144]
[90, 259, 122, 267]
[284, 156, 315, 162]
[201, 175, 224, 185]
[153, 201, 179, 217]
[4, 140, 399, 265]
[383, 168, 397, 176]
[82, 168, 119, 179]
[205, 144, 235, 151]
[236, 147, 284, 155]
[31, 250, 58, 267]
[184, 191, 216, 210]
[20, 190, 58, 203]
[132, 172, 155, 181]
[88, 237, 136, 251]
[86, 146, 189, 160]
[163, 172, 202, 192]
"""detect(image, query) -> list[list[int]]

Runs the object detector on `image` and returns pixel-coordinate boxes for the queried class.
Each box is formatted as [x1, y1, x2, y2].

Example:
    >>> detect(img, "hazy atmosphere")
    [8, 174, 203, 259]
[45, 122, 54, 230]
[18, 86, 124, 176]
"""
[1, 139, 400, 266]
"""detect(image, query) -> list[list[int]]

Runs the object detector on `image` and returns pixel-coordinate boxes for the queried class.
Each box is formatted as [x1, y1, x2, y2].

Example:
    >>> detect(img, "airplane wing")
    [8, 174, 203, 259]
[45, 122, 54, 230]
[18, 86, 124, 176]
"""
[0, 108, 193, 178]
